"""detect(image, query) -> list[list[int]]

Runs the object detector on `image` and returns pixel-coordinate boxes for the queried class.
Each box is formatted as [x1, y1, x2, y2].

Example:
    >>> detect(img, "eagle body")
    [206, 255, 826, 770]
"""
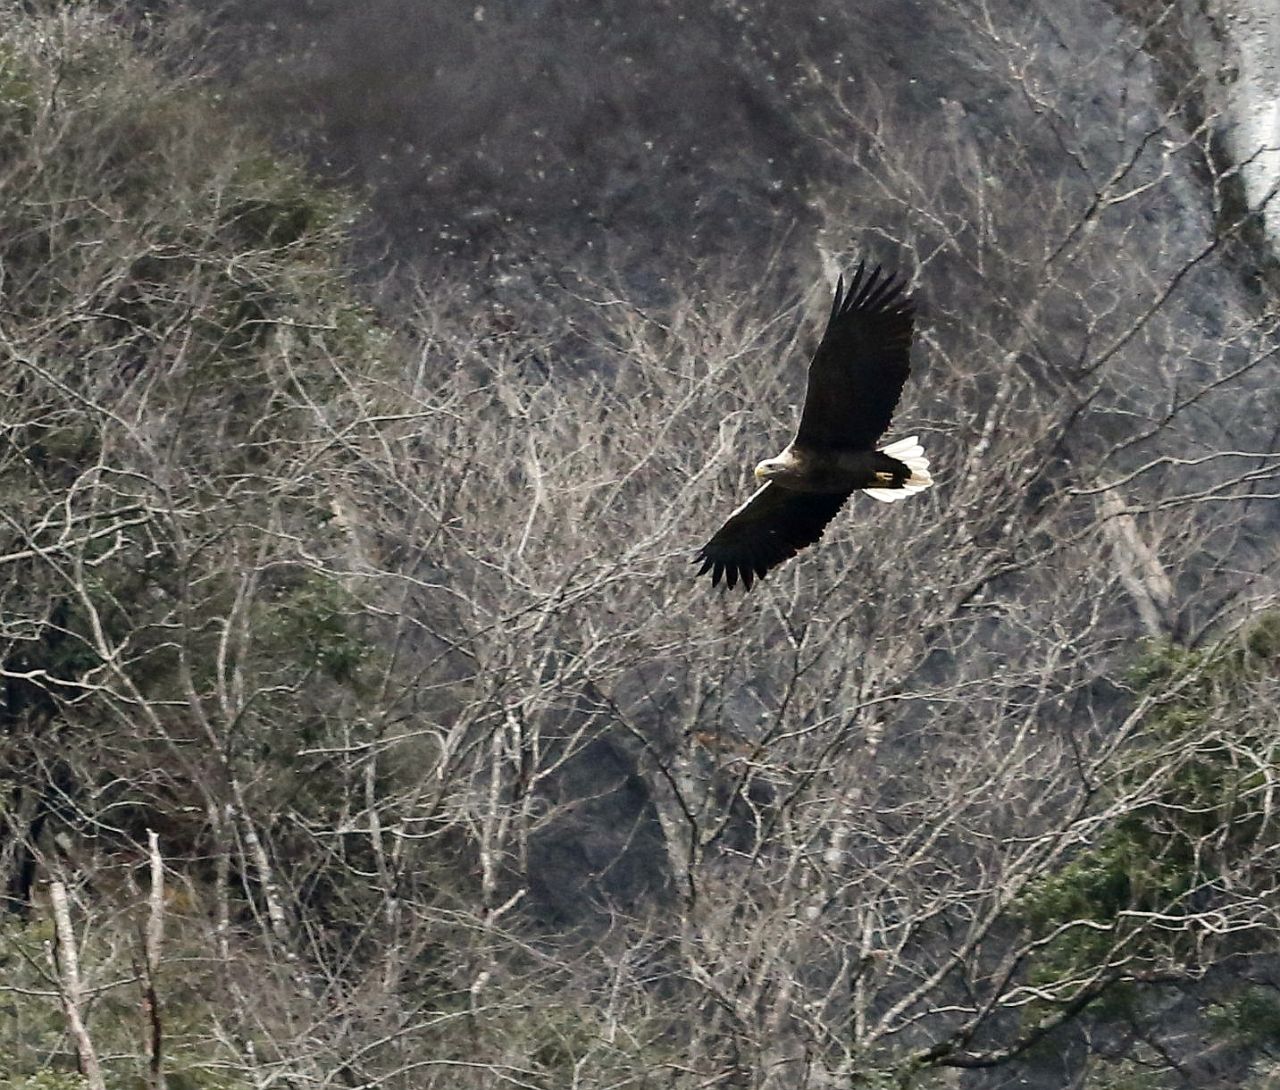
[695, 264, 933, 590]
[754, 444, 916, 494]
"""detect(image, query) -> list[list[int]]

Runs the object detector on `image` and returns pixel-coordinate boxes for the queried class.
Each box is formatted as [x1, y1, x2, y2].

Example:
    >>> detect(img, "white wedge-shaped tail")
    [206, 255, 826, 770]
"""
[864, 435, 933, 502]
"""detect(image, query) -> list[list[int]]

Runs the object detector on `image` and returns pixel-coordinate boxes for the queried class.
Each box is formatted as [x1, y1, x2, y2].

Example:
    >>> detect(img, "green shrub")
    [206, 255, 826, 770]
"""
[1016, 611, 1280, 1009]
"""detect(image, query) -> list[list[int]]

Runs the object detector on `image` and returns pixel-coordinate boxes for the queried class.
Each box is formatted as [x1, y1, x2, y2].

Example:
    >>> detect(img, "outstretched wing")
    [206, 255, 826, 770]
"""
[695, 483, 851, 590]
[794, 263, 915, 451]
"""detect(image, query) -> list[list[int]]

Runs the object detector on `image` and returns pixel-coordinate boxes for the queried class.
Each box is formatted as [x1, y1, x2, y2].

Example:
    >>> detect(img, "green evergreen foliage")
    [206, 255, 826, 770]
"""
[0, 1074, 90, 1090]
[0, 6, 390, 1082]
[0, 3, 376, 735]
[1210, 984, 1280, 1051]
[1016, 610, 1280, 1018]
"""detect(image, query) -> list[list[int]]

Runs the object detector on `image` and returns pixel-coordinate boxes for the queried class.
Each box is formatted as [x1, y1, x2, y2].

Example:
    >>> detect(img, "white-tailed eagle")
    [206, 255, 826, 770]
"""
[695, 263, 932, 590]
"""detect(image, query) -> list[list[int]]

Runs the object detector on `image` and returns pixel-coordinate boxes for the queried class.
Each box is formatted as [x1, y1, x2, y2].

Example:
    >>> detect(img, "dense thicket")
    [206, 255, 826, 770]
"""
[2, 4, 1278, 1090]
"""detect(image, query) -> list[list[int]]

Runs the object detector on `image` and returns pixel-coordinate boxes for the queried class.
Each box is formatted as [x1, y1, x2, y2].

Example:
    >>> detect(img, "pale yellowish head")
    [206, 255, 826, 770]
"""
[755, 447, 800, 481]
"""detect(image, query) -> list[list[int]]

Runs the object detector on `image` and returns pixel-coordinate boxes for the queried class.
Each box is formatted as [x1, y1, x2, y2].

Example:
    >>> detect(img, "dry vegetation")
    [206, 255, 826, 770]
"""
[1, 4, 1279, 1090]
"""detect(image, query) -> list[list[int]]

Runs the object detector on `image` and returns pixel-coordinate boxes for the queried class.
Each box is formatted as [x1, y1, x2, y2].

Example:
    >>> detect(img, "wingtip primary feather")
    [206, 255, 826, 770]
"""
[834, 261, 914, 325]
[696, 549, 738, 590]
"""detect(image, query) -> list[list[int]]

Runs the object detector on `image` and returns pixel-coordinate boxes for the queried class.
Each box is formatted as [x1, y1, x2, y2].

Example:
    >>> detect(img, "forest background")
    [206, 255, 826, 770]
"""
[2, 1, 1279, 1088]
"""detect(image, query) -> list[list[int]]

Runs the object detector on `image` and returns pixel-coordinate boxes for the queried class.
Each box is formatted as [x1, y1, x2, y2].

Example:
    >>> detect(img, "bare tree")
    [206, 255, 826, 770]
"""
[3, 4, 1279, 1090]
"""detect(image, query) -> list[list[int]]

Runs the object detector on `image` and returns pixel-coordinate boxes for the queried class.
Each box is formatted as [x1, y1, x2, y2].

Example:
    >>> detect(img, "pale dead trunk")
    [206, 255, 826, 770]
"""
[1098, 487, 1174, 638]
[49, 880, 107, 1090]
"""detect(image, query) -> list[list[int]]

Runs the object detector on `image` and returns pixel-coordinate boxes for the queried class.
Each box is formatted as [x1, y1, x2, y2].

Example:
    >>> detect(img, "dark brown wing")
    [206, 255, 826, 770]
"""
[695, 483, 851, 590]
[794, 263, 915, 451]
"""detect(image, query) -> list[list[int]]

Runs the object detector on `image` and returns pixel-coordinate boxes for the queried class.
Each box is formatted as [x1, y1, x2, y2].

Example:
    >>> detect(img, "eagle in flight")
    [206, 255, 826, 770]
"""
[695, 263, 932, 590]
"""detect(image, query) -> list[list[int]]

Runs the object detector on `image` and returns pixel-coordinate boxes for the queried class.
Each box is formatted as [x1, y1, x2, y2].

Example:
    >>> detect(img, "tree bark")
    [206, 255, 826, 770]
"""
[49, 879, 107, 1090]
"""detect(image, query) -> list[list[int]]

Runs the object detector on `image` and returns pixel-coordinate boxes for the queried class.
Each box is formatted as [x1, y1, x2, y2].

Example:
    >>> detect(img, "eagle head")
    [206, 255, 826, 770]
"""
[754, 448, 800, 481]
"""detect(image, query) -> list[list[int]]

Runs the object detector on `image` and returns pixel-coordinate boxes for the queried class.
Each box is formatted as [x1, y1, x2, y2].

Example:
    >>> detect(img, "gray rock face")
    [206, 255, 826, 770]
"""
[1189, 0, 1280, 245]
[1222, 1, 1280, 238]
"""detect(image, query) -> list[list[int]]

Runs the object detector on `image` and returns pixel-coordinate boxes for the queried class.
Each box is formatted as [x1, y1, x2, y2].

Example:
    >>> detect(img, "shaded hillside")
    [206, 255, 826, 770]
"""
[201, 0, 1000, 279]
